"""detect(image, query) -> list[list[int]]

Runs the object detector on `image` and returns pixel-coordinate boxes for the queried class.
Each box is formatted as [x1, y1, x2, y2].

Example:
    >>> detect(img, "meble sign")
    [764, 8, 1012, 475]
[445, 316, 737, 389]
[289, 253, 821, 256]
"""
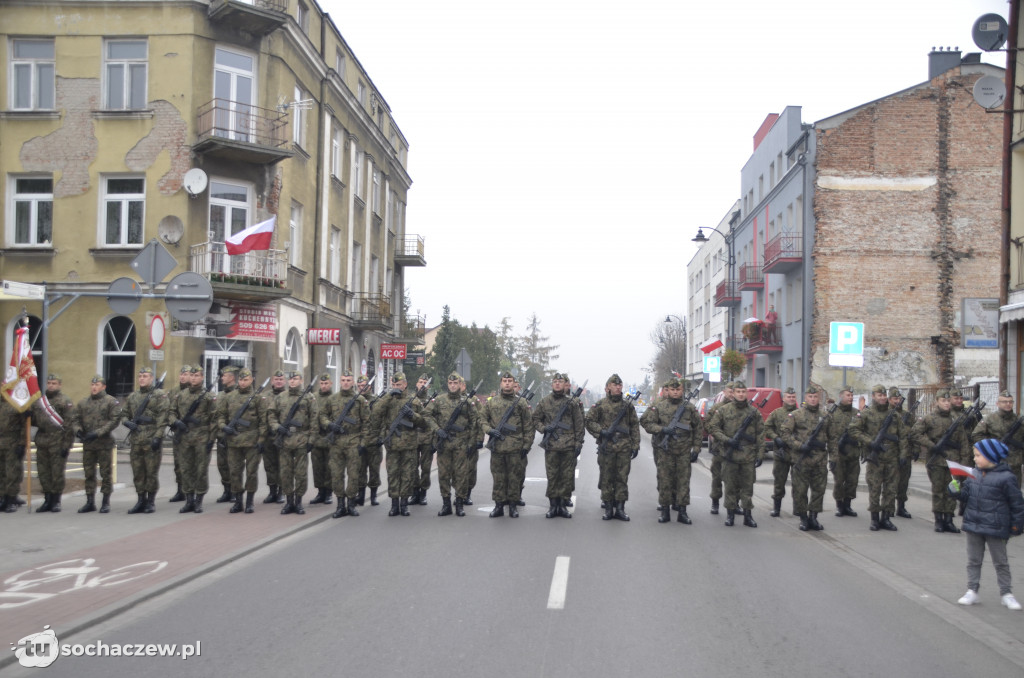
[307, 328, 341, 345]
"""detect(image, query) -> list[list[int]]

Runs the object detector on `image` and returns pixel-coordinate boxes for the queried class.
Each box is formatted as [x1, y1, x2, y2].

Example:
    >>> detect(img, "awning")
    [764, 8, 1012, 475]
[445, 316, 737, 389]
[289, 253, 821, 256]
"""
[1000, 301, 1024, 324]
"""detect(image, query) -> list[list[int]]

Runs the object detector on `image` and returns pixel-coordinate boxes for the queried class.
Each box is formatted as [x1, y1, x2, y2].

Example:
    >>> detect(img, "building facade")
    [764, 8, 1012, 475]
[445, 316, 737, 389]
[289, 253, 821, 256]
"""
[1001, 1, 1023, 402]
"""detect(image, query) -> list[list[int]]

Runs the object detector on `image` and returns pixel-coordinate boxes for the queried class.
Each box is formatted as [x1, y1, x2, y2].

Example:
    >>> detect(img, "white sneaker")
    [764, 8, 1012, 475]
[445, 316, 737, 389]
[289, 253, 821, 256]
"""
[1002, 594, 1022, 611]
[958, 590, 980, 605]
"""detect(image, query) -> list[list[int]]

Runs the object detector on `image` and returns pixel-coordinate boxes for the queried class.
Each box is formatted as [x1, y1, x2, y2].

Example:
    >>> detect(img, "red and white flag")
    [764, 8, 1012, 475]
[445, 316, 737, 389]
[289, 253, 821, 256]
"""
[1, 324, 62, 426]
[700, 339, 724, 354]
[225, 216, 275, 255]
[947, 460, 978, 480]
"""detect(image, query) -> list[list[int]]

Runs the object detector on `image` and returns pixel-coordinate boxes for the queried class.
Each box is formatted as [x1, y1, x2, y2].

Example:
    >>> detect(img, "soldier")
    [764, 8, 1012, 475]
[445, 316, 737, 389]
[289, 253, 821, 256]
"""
[483, 371, 533, 518]
[765, 387, 798, 517]
[122, 367, 169, 514]
[320, 370, 369, 518]
[31, 374, 75, 513]
[585, 374, 641, 521]
[371, 372, 436, 516]
[269, 371, 318, 515]
[168, 364, 192, 502]
[828, 387, 861, 517]
[0, 397, 28, 513]
[849, 384, 909, 531]
[705, 382, 735, 515]
[534, 372, 585, 519]
[411, 373, 435, 506]
[951, 388, 984, 457]
[213, 365, 239, 503]
[707, 380, 764, 528]
[170, 365, 215, 513]
[890, 387, 916, 519]
[72, 375, 122, 513]
[261, 370, 287, 504]
[220, 368, 266, 514]
[973, 390, 1024, 488]
[912, 389, 969, 533]
[461, 376, 484, 506]
[354, 374, 383, 506]
[308, 372, 335, 506]
[430, 372, 482, 517]
[781, 385, 831, 531]
[640, 376, 701, 524]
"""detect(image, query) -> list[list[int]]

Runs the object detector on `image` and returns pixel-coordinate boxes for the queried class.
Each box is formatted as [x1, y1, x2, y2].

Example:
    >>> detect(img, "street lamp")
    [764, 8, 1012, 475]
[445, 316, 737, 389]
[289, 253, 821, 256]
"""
[692, 213, 739, 352]
[662, 314, 687, 384]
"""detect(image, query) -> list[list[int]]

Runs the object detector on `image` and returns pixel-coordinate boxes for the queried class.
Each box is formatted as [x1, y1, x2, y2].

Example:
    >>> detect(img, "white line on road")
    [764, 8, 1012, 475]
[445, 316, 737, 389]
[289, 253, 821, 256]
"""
[547, 556, 570, 610]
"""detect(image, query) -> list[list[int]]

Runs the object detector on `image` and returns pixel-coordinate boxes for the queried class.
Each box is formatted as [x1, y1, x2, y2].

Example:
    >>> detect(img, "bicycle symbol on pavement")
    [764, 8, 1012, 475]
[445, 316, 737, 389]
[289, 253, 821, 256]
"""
[0, 558, 169, 609]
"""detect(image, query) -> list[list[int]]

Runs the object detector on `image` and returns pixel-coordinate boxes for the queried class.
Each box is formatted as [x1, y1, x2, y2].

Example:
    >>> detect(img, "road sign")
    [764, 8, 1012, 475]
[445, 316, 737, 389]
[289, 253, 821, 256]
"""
[130, 239, 178, 286]
[149, 349, 164, 361]
[456, 348, 472, 382]
[703, 356, 721, 374]
[380, 343, 406, 360]
[829, 321, 865, 367]
[149, 314, 166, 349]
[164, 272, 213, 323]
[107, 277, 142, 314]
[1, 280, 45, 300]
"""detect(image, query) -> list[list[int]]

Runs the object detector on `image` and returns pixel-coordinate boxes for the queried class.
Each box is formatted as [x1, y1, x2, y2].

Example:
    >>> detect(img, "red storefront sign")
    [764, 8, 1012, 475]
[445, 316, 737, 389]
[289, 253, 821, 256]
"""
[380, 343, 407, 359]
[307, 328, 341, 345]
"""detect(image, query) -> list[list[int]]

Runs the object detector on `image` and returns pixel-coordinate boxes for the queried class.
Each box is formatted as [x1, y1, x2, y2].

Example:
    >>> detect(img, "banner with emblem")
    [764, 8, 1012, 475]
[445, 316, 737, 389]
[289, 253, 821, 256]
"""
[2, 323, 42, 412]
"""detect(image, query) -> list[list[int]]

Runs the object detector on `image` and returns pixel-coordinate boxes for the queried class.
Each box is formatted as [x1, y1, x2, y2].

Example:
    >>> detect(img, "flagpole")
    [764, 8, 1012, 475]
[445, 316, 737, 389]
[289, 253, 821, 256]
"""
[25, 415, 32, 513]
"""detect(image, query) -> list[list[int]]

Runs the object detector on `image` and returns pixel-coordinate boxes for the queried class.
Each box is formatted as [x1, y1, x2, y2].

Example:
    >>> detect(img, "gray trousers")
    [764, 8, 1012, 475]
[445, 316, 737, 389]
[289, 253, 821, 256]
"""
[966, 531, 1012, 595]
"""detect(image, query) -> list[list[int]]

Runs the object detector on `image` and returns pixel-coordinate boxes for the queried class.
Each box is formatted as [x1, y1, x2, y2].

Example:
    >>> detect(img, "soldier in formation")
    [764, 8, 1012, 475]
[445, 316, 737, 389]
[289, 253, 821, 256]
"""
[705, 382, 735, 515]
[72, 375, 122, 514]
[121, 367, 169, 514]
[412, 373, 436, 506]
[355, 374, 383, 506]
[534, 372, 584, 519]
[171, 365, 215, 513]
[911, 388, 968, 533]
[707, 380, 763, 528]
[640, 376, 700, 524]
[828, 387, 861, 517]
[261, 370, 287, 504]
[372, 372, 435, 516]
[213, 365, 239, 503]
[585, 374, 640, 522]
[320, 370, 369, 518]
[781, 385, 830, 531]
[890, 388, 916, 519]
[850, 384, 909, 532]
[973, 390, 1024, 488]
[168, 364, 192, 502]
[31, 374, 75, 513]
[430, 372, 482, 517]
[484, 371, 533, 518]
[218, 368, 266, 514]
[309, 372, 335, 506]
[269, 371, 318, 515]
[462, 377, 484, 506]
[765, 387, 798, 517]
[0, 396, 28, 512]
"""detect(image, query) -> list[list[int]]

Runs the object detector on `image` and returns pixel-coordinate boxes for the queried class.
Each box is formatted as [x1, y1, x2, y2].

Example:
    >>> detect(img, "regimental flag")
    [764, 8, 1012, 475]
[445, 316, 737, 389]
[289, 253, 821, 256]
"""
[2, 324, 41, 412]
[700, 339, 724, 354]
[947, 460, 979, 480]
[225, 216, 275, 255]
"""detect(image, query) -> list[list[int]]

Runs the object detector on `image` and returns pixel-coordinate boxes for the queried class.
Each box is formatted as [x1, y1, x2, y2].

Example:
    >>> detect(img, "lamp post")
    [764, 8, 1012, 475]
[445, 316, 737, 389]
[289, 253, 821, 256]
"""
[692, 212, 738, 352]
[664, 314, 687, 382]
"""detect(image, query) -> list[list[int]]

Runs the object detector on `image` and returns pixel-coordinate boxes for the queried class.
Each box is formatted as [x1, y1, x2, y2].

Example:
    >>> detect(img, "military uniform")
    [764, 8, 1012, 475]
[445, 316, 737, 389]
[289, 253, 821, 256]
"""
[354, 376, 383, 505]
[268, 373, 318, 514]
[827, 392, 862, 517]
[168, 365, 192, 502]
[319, 373, 369, 517]
[705, 383, 735, 514]
[464, 385, 485, 505]
[780, 387, 831, 531]
[849, 384, 909, 531]
[213, 365, 239, 503]
[707, 381, 764, 527]
[412, 378, 437, 505]
[951, 388, 982, 463]
[484, 373, 534, 517]
[534, 373, 585, 519]
[639, 377, 700, 524]
[260, 372, 287, 504]
[309, 375, 335, 506]
[219, 369, 266, 514]
[71, 376, 122, 513]
[585, 374, 641, 521]
[31, 376, 76, 513]
[0, 398, 28, 512]
[973, 391, 1024, 489]
[430, 373, 483, 517]
[170, 366, 216, 513]
[764, 389, 798, 517]
[911, 389, 969, 533]
[891, 388, 917, 519]
[122, 367, 170, 513]
[371, 373, 436, 516]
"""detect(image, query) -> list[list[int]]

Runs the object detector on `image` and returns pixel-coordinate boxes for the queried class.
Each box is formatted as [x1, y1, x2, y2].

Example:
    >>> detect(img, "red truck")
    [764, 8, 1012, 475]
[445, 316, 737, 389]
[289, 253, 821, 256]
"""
[697, 387, 784, 450]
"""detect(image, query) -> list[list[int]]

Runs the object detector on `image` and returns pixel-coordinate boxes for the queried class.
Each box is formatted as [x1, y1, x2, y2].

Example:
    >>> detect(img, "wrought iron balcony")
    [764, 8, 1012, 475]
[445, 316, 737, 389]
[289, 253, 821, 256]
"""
[714, 280, 740, 307]
[351, 293, 392, 332]
[738, 263, 764, 290]
[208, 0, 287, 36]
[745, 322, 782, 354]
[763, 232, 803, 274]
[394, 234, 426, 266]
[193, 98, 293, 164]
[397, 314, 426, 345]
[189, 241, 291, 301]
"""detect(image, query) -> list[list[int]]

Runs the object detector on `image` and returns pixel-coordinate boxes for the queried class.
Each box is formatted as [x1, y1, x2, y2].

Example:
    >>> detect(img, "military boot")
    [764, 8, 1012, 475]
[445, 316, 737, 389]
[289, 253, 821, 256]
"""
[455, 498, 465, 517]
[294, 494, 306, 515]
[508, 501, 519, 518]
[770, 497, 782, 517]
[180, 493, 195, 513]
[489, 501, 504, 518]
[193, 494, 205, 514]
[230, 492, 244, 514]
[602, 501, 615, 521]
[563, 497, 574, 507]
[724, 509, 735, 526]
[347, 498, 359, 517]
[333, 498, 349, 518]
[895, 500, 912, 519]
[438, 496, 453, 517]
[322, 489, 333, 505]
[370, 487, 380, 506]
[169, 485, 185, 502]
[515, 498, 525, 507]
[799, 513, 810, 531]
[844, 500, 858, 517]
[78, 493, 96, 513]
[558, 498, 572, 519]
[464, 489, 473, 506]
[356, 488, 366, 506]
[281, 495, 296, 515]
[263, 485, 278, 504]
[419, 490, 429, 506]
[808, 512, 822, 531]
[614, 501, 630, 522]
[546, 498, 559, 519]
[870, 511, 881, 531]
[933, 512, 945, 533]
[127, 493, 146, 514]
[4, 496, 18, 513]
[216, 484, 232, 503]
[99, 493, 111, 513]
[310, 488, 325, 504]
[834, 500, 845, 517]
[601, 500, 609, 510]
[399, 497, 409, 517]
[244, 491, 255, 514]
[37, 493, 52, 513]
[879, 512, 898, 531]
[0, 496, 6, 511]
[50, 493, 62, 513]
[710, 498, 720, 515]
[658, 506, 671, 523]
[677, 508, 691, 524]
[743, 509, 758, 528]
[943, 513, 961, 533]
[144, 492, 156, 513]
[388, 497, 400, 517]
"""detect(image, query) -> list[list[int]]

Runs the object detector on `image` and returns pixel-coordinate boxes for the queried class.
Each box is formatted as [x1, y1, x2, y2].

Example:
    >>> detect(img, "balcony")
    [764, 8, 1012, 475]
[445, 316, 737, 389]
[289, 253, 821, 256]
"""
[744, 322, 782, 355]
[208, 0, 288, 36]
[763, 232, 803, 274]
[738, 263, 764, 291]
[714, 280, 740, 307]
[351, 293, 392, 332]
[394, 234, 426, 267]
[397, 314, 426, 345]
[725, 334, 748, 353]
[193, 99, 293, 165]
[189, 241, 291, 301]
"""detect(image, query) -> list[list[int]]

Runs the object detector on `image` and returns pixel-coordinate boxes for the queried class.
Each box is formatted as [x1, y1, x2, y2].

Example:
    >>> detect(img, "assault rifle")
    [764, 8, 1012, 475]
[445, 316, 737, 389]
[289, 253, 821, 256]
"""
[795, 403, 837, 470]
[123, 371, 167, 433]
[539, 379, 588, 451]
[325, 393, 362, 446]
[655, 382, 702, 451]
[381, 378, 431, 447]
[902, 389, 920, 427]
[862, 396, 903, 466]
[1002, 415, 1024, 451]
[273, 381, 317, 446]
[172, 386, 208, 444]
[723, 394, 770, 462]
[926, 399, 986, 466]
[486, 380, 535, 452]
[436, 379, 484, 455]
[597, 391, 641, 455]
[224, 377, 271, 436]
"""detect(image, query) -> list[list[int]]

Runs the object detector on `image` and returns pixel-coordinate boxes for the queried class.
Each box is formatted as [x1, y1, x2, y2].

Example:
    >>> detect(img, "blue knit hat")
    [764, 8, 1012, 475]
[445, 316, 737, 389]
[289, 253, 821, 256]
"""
[975, 439, 1009, 464]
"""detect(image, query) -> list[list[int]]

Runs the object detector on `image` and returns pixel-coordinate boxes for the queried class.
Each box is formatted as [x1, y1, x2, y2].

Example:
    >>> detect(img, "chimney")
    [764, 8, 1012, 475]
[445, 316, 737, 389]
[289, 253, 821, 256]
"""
[928, 46, 962, 79]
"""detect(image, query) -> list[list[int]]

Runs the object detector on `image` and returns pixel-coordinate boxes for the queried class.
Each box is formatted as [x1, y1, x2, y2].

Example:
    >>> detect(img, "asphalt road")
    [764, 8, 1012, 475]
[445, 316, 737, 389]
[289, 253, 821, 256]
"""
[7, 432, 1024, 677]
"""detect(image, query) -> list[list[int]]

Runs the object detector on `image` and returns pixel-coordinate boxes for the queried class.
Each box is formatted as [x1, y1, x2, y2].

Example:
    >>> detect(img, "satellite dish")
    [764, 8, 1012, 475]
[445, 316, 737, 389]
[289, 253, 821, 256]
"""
[972, 13, 1008, 52]
[158, 215, 184, 245]
[182, 168, 208, 197]
[973, 75, 1006, 110]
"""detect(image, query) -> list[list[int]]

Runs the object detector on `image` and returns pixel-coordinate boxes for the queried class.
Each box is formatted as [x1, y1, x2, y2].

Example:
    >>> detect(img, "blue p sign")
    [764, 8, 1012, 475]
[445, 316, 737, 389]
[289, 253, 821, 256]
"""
[829, 322, 864, 367]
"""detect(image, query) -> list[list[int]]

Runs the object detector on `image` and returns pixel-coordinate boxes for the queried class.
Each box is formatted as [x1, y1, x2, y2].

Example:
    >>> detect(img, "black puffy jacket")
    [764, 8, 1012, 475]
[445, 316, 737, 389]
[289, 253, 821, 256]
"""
[949, 462, 1024, 539]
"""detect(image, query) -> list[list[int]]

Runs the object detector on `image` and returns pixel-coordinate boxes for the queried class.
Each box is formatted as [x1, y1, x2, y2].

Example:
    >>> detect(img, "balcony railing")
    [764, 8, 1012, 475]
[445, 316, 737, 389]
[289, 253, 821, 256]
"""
[394, 234, 426, 266]
[208, 0, 288, 36]
[352, 293, 392, 331]
[714, 280, 740, 307]
[189, 241, 289, 299]
[398, 314, 426, 344]
[194, 98, 292, 164]
[738, 263, 764, 290]
[745, 322, 782, 353]
[763, 232, 803, 274]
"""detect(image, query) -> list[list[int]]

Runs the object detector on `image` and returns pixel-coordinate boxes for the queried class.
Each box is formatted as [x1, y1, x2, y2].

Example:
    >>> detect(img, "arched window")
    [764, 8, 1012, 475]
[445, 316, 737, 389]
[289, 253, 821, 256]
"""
[102, 316, 135, 398]
[325, 344, 338, 384]
[283, 328, 302, 375]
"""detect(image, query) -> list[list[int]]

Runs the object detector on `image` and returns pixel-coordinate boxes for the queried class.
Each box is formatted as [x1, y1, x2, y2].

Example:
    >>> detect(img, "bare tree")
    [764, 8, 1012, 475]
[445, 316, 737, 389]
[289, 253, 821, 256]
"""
[649, 315, 687, 389]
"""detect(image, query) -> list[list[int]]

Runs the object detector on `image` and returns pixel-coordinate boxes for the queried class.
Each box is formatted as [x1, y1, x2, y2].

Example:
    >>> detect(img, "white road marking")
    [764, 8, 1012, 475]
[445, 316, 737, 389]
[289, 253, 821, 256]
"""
[547, 556, 570, 610]
[574, 469, 580, 479]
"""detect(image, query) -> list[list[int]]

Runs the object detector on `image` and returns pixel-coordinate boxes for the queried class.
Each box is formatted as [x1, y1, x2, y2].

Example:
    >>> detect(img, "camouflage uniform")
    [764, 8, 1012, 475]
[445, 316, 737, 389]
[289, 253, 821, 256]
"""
[911, 391, 968, 531]
[170, 369, 216, 511]
[122, 370, 170, 510]
[951, 388, 982, 464]
[781, 392, 831, 529]
[371, 377, 436, 515]
[705, 384, 735, 513]
[71, 378, 122, 511]
[973, 396, 1024, 489]
[310, 380, 335, 505]
[430, 375, 483, 516]
[0, 398, 28, 510]
[319, 381, 369, 515]
[764, 394, 798, 515]
[534, 375, 585, 517]
[585, 376, 641, 519]
[827, 397, 862, 516]
[640, 381, 700, 523]
[213, 366, 238, 503]
[891, 388, 917, 517]
[849, 385, 909, 530]
[413, 382, 437, 503]
[354, 377, 383, 504]
[168, 366, 192, 501]
[707, 383, 764, 526]
[31, 381, 75, 508]
[268, 377, 318, 513]
[484, 382, 534, 513]
[465, 389, 485, 504]
[260, 376, 287, 503]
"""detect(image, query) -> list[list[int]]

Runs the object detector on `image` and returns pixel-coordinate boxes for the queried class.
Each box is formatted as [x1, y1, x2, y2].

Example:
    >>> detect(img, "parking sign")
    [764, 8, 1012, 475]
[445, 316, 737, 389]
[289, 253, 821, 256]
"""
[829, 322, 864, 367]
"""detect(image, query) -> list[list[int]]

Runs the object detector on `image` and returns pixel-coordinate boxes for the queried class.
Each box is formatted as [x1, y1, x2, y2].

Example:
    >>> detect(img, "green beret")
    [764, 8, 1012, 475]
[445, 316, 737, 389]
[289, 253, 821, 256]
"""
[448, 372, 462, 382]
[784, 387, 796, 394]
[273, 369, 285, 377]
[936, 389, 951, 399]
[46, 373, 61, 382]
[287, 370, 302, 379]
[724, 382, 736, 390]
[138, 366, 154, 375]
[237, 368, 252, 379]
[319, 372, 332, 382]
[190, 365, 204, 374]
[340, 370, 353, 378]
[501, 371, 515, 380]
[665, 377, 683, 388]
[606, 374, 622, 385]
[393, 372, 407, 382]
[222, 365, 239, 375]
[888, 387, 901, 398]
[553, 372, 569, 382]
[180, 365, 192, 374]
[871, 384, 887, 394]
[732, 380, 747, 390]
[949, 388, 963, 397]
[805, 386, 821, 395]
[357, 375, 369, 384]
[91, 374, 106, 384]
[1000, 390, 1014, 399]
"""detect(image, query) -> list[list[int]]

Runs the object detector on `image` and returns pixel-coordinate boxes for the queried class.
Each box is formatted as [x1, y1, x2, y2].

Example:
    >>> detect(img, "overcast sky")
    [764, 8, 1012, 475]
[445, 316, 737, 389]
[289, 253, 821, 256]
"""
[322, 0, 1008, 389]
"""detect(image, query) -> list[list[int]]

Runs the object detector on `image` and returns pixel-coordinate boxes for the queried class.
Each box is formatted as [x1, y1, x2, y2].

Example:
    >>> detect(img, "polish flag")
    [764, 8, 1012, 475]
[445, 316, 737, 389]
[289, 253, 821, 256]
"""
[947, 460, 978, 479]
[700, 339, 724, 354]
[225, 217, 275, 255]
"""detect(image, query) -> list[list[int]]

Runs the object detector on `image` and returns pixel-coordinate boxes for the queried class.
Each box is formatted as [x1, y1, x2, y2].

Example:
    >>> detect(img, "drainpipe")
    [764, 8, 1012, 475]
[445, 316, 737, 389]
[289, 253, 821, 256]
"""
[999, 0, 1018, 392]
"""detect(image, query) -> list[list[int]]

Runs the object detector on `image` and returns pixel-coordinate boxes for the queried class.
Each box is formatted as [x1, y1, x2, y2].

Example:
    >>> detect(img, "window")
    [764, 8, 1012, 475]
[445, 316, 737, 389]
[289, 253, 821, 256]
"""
[296, 1, 309, 34]
[102, 177, 145, 246]
[102, 316, 136, 399]
[331, 123, 343, 179]
[292, 85, 306, 147]
[370, 254, 379, 293]
[10, 176, 53, 246]
[351, 242, 362, 294]
[283, 328, 302, 374]
[372, 167, 382, 215]
[769, 162, 775, 189]
[334, 49, 345, 78]
[329, 226, 341, 285]
[289, 201, 302, 266]
[353, 146, 363, 198]
[357, 81, 366, 108]
[207, 179, 250, 274]
[11, 39, 55, 110]
[104, 39, 147, 110]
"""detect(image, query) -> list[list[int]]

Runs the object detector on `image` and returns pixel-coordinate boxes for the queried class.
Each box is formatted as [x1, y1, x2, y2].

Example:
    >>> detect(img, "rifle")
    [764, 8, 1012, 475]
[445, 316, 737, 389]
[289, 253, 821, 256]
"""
[172, 387, 208, 444]
[926, 400, 986, 466]
[720, 394, 770, 462]
[901, 389, 920, 426]
[123, 371, 167, 433]
[597, 391, 641, 455]
[225, 377, 271, 435]
[436, 379, 484, 455]
[273, 381, 317, 446]
[539, 379, 588, 451]
[795, 403, 837, 470]
[655, 383, 702, 451]
[381, 381, 432, 447]
[485, 380, 535, 452]
[862, 396, 904, 466]
[325, 393, 362, 446]
[1002, 415, 1024, 451]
